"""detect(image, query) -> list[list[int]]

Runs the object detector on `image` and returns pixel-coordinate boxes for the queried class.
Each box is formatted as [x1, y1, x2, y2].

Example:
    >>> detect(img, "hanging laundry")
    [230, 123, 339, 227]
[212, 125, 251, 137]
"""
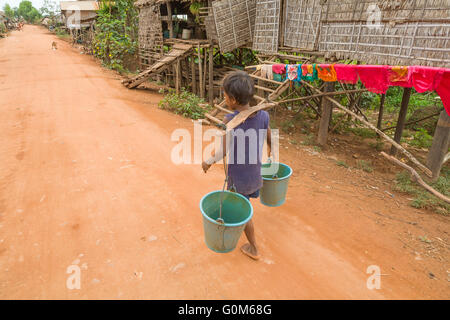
[356, 65, 390, 94]
[287, 64, 299, 81]
[334, 64, 359, 84]
[273, 73, 284, 82]
[300, 64, 318, 81]
[435, 70, 450, 117]
[272, 64, 286, 75]
[409, 66, 445, 93]
[316, 64, 337, 82]
[387, 66, 411, 88]
[261, 64, 273, 80]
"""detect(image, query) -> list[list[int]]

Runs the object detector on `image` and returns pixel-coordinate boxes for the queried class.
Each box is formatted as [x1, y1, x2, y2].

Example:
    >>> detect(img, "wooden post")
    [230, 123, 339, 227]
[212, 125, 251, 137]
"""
[427, 110, 450, 181]
[317, 82, 335, 146]
[175, 59, 180, 94]
[203, 47, 207, 97]
[167, 1, 174, 39]
[197, 45, 204, 98]
[390, 87, 412, 156]
[376, 93, 386, 138]
[208, 45, 214, 105]
[377, 93, 386, 129]
[191, 56, 197, 95]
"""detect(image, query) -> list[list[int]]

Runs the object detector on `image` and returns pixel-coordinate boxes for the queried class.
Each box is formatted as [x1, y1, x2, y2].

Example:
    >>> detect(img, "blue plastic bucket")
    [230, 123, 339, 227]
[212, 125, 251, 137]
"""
[260, 163, 293, 207]
[200, 191, 253, 253]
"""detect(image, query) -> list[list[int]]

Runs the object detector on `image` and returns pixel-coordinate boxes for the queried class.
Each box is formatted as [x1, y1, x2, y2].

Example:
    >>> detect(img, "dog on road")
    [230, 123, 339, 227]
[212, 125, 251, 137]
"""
[52, 41, 58, 50]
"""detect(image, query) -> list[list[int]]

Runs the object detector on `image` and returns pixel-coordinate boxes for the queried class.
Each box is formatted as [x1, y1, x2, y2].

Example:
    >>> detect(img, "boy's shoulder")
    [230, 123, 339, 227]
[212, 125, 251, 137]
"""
[225, 109, 269, 125]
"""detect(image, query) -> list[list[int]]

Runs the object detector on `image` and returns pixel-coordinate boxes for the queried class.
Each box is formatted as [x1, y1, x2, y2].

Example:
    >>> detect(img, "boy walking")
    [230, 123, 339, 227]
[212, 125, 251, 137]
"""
[202, 71, 272, 260]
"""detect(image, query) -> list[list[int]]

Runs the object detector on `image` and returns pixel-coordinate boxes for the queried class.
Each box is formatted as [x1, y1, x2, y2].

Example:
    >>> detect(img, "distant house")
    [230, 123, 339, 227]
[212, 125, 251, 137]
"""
[0, 11, 8, 33]
[41, 17, 51, 27]
[59, 1, 99, 29]
[0, 11, 6, 24]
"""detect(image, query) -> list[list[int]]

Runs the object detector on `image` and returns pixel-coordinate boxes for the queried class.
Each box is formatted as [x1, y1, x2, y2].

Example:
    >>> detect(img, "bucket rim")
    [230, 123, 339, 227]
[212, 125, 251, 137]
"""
[200, 190, 253, 227]
[261, 162, 293, 181]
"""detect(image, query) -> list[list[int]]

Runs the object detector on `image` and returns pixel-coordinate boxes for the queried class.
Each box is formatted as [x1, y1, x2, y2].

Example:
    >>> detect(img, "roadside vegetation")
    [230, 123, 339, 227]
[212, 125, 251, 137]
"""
[92, 0, 139, 73]
[158, 88, 210, 120]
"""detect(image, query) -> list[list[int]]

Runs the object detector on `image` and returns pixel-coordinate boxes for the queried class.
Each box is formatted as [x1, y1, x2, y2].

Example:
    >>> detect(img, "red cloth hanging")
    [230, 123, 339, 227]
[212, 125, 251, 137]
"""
[387, 66, 412, 88]
[272, 64, 286, 75]
[334, 64, 358, 84]
[356, 65, 390, 94]
[409, 66, 445, 93]
[435, 70, 450, 117]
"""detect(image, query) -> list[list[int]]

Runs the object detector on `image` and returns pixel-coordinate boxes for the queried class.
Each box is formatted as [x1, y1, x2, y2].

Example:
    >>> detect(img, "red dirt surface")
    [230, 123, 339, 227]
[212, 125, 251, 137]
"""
[0, 26, 448, 299]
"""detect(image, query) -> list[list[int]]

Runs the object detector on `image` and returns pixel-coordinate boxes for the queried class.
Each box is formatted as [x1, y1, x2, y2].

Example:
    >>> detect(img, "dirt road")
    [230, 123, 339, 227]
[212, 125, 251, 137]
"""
[0, 26, 448, 299]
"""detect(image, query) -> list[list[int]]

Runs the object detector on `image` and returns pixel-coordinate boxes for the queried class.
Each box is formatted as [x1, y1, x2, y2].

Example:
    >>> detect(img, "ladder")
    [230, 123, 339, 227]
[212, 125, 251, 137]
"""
[123, 43, 193, 89]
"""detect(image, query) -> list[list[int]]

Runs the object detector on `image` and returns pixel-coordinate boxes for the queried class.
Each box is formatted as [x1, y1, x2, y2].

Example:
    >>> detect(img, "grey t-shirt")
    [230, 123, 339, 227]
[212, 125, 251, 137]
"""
[225, 110, 270, 195]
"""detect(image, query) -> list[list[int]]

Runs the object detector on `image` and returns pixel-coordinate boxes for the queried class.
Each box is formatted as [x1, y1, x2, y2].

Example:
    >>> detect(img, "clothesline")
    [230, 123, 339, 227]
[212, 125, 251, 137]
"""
[252, 63, 450, 116]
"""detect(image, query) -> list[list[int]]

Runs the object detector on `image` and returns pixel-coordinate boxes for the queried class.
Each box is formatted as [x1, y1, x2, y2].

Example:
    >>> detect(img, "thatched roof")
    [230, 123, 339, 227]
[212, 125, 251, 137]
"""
[60, 1, 99, 11]
[135, 0, 191, 8]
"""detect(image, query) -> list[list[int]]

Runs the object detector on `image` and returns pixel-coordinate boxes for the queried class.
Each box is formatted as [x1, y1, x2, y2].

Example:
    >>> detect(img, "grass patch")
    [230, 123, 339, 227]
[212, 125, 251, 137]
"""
[346, 127, 378, 139]
[369, 139, 385, 152]
[393, 167, 450, 215]
[280, 119, 295, 133]
[313, 145, 322, 153]
[336, 160, 349, 168]
[158, 89, 210, 119]
[301, 133, 315, 146]
[357, 160, 373, 173]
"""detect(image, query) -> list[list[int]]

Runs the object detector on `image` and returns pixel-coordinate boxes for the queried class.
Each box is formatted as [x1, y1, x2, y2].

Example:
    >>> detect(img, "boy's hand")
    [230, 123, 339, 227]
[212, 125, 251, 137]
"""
[202, 161, 212, 173]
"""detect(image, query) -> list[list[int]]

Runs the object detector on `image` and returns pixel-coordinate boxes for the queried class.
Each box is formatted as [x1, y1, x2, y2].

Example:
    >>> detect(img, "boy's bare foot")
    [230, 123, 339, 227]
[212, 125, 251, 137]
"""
[240, 243, 260, 260]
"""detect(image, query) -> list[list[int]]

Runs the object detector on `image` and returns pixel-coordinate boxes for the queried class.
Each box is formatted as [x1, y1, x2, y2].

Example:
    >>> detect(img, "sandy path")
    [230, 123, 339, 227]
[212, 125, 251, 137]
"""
[0, 26, 447, 299]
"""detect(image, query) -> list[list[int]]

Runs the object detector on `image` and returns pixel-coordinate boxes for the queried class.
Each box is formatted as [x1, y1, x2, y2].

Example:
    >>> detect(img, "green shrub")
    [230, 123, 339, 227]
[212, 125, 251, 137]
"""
[158, 89, 210, 119]
[409, 128, 433, 149]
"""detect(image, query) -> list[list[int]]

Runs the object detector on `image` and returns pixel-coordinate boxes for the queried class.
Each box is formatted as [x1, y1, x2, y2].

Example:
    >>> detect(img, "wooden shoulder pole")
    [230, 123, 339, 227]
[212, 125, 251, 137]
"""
[427, 110, 450, 181]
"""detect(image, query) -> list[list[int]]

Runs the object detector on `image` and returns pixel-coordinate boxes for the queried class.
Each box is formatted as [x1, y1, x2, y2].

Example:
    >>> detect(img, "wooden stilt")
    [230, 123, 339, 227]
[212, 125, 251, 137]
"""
[317, 82, 335, 146]
[175, 59, 180, 94]
[377, 93, 386, 129]
[390, 87, 412, 156]
[197, 45, 203, 99]
[427, 110, 450, 181]
[191, 56, 196, 95]
[203, 47, 207, 97]
[208, 45, 214, 105]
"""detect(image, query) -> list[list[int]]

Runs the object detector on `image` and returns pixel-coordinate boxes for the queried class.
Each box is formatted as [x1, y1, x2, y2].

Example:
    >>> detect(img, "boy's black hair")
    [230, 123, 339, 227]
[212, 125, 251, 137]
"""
[222, 71, 255, 106]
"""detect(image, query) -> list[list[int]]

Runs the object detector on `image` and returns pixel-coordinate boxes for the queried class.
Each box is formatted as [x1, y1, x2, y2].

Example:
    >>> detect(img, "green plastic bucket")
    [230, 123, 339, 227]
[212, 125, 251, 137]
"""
[260, 162, 293, 207]
[200, 191, 253, 253]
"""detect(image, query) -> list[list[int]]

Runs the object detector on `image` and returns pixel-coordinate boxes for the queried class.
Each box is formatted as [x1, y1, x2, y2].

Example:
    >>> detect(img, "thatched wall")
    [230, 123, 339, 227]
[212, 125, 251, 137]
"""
[281, 0, 450, 67]
[318, 0, 450, 67]
[283, 0, 323, 51]
[137, 1, 163, 68]
[252, 0, 281, 53]
[212, 0, 256, 53]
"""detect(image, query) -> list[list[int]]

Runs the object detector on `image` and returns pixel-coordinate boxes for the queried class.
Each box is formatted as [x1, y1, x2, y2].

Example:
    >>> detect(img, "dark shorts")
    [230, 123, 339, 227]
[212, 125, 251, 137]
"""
[242, 189, 260, 200]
